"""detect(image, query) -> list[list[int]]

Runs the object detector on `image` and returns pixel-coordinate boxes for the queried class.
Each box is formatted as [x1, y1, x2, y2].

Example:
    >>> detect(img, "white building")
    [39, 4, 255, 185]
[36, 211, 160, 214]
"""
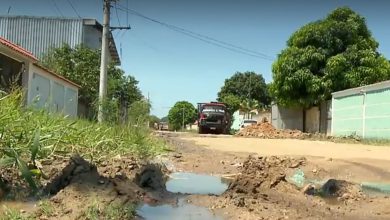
[0, 37, 80, 117]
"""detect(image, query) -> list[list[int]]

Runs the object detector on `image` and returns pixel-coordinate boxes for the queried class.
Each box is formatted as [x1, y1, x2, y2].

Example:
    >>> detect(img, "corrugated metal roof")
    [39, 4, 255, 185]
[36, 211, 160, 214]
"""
[0, 34, 80, 89]
[332, 80, 390, 98]
[0, 36, 38, 61]
[0, 16, 83, 59]
[0, 16, 120, 65]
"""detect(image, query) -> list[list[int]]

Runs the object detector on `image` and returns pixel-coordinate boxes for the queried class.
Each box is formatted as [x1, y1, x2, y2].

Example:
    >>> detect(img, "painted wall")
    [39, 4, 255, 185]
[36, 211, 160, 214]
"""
[332, 88, 390, 139]
[27, 64, 78, 117]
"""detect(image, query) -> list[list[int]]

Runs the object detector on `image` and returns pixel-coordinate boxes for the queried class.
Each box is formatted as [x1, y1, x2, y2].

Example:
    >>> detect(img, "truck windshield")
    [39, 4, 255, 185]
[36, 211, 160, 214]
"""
[201, 105, 225, 113]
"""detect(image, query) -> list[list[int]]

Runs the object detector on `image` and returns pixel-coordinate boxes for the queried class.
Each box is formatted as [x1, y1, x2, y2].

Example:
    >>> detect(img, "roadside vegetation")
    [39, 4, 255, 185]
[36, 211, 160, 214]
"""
[0, 90, 166, 193]
[168, 101, 197, 131]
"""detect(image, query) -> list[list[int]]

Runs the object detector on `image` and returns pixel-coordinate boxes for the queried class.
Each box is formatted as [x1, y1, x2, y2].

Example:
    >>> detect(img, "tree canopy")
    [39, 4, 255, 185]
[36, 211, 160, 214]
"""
[42, 44, 142, 119]
[168, 101, 197, 131]
[270, 7, 390, 108]
[217, 71, 270, 114]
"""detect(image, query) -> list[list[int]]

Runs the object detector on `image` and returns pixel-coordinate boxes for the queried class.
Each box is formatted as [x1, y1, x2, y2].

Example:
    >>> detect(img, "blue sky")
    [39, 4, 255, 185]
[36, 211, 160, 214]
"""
[3, 0, 390, 117]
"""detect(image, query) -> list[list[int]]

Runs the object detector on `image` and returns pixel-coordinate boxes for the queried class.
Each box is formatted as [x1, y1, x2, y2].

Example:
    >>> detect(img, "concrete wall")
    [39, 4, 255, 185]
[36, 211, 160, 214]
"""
[305, 107, 320, 133]
[271, 104, 304, 131]
[332, 94, 364, 137]
[320, 101, 332, 135]
[332, 87, 390, 139]
[272, 104, 332, 134]
[27, 64, 78, 117]
[83, 25, 101, 50]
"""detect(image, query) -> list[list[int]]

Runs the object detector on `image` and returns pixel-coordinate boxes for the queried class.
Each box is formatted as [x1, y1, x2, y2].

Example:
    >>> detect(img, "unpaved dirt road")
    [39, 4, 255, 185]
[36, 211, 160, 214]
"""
[179, 134, 390, 183]
[182, 135, 390, 160]
[159, 131, 390, 220]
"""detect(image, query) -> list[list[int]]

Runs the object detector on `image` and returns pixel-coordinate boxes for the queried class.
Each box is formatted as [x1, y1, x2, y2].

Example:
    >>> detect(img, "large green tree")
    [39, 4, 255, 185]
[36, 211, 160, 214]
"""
[270, 7, 390, 108]
[42, 44, 142, 119]
[168, 101, 197, 131]
[217, 71, 270, 114]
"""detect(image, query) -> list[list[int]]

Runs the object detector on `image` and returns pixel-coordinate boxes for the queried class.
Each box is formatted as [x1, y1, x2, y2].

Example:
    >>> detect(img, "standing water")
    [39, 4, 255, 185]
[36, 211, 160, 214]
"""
[137, 172, 229, 220]
[137, 198, 222, 220]
[166, 172, 228, 195]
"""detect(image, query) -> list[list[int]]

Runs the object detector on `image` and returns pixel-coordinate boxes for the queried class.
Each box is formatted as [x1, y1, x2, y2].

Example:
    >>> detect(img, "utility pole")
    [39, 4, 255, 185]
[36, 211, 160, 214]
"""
[182, 108, 185, 130]
[98, 0, 110, 123]
[98, 0, 130, 123]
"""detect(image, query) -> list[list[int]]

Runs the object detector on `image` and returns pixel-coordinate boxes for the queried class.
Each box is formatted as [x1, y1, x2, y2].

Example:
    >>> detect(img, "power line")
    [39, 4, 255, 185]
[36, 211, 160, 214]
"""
[66, 0, 81, 18]
[50, 0, 64, 17]
[116, 5, 274, 61]
[126, 0, 129, 26]
[114, 2, 121, 26]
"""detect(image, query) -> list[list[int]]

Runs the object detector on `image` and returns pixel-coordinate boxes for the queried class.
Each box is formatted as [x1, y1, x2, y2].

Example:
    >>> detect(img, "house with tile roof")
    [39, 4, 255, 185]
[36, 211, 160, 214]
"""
[0, 36, 80, 117]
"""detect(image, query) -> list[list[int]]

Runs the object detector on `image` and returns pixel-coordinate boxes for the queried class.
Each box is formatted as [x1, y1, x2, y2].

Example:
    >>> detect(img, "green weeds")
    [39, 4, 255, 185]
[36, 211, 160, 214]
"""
[82, 201, 135, 220]
[0, 207, 32, 220]
[0, 91, 167, 191]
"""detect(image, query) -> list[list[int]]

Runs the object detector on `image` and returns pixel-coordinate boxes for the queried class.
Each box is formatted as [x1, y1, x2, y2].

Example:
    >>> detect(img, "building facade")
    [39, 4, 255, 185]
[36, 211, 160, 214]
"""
[0, 37, 79, 117]
[332, 80, 390, 139]
[0, 16, 120, 65]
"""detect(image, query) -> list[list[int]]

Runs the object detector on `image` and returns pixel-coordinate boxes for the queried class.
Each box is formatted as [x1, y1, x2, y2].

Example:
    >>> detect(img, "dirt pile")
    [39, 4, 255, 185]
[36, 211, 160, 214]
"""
[226, 155, 306, 196]
[236, 122, 307, 139]
[0, 154, 170, 219]
[319, 179, 366, 201]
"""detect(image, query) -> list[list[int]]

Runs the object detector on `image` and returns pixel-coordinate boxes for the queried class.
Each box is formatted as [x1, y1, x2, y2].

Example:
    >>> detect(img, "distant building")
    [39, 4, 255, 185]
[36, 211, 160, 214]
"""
[231, 109, 271, 130]
[0, 37, 80, 117]
[0, 15, 120, 65]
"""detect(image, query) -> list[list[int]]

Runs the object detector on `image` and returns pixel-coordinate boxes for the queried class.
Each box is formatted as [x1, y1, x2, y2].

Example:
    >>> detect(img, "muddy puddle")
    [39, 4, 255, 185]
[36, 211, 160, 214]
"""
[137, 172, 228, 220]
[137, 198, 222, 220]
[166, 172, 228, 195]
[0, 200, 37, 215]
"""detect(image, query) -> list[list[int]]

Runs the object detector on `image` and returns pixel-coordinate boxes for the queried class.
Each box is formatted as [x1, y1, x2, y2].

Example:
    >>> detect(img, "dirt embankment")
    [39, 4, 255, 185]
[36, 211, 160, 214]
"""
[0, 155, 168, 219]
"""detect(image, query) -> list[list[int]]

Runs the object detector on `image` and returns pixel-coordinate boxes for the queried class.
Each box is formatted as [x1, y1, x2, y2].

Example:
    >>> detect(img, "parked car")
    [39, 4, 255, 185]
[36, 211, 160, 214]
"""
[240, 119, 257, 129]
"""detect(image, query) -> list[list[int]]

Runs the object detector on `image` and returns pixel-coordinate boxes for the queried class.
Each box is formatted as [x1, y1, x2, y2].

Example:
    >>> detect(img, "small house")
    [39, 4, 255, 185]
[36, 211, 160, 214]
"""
[0, 37, 80, 117]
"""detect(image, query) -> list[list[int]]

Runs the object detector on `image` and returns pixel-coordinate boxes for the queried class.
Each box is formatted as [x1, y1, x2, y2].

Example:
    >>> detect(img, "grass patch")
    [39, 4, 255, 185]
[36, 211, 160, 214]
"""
[0, 207, 32, 220]
[104, 202, 136, 219]
[83, 201, 100, 220]
[82, 201, 136, 220]
[0, 91, 167, 191]
[37, 200, 54, 217]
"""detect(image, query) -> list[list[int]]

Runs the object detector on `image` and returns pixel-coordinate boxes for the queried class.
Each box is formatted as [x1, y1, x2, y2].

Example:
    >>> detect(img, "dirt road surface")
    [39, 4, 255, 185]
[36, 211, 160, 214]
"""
[182, 135, 390, 161]
[159, 132, 390, 220]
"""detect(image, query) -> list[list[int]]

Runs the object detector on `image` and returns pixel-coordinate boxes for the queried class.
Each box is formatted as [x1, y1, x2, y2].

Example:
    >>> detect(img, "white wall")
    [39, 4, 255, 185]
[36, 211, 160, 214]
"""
[27, 64, 78, 117]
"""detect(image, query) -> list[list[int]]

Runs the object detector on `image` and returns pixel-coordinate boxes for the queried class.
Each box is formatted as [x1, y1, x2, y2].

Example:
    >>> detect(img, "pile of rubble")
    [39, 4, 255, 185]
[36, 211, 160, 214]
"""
[226, 156, 306, 196]
[236, 122, 307, 139]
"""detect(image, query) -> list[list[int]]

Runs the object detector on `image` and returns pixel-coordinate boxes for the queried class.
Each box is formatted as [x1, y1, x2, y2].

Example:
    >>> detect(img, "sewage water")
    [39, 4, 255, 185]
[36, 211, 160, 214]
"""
[137, 172, 229, 220]
[137, 198, 222, 220]
[166, 172, 228, 195]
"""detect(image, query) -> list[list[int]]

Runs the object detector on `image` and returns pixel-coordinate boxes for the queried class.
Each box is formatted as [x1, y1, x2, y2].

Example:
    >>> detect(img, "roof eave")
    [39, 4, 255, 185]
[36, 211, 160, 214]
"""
[332, 80, 390, 98]
[83, 19, 121, 65]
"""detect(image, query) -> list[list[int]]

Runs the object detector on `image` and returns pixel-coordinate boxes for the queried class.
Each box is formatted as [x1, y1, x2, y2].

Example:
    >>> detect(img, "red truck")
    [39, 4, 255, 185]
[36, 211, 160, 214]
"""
[197, 102, 230, 134]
